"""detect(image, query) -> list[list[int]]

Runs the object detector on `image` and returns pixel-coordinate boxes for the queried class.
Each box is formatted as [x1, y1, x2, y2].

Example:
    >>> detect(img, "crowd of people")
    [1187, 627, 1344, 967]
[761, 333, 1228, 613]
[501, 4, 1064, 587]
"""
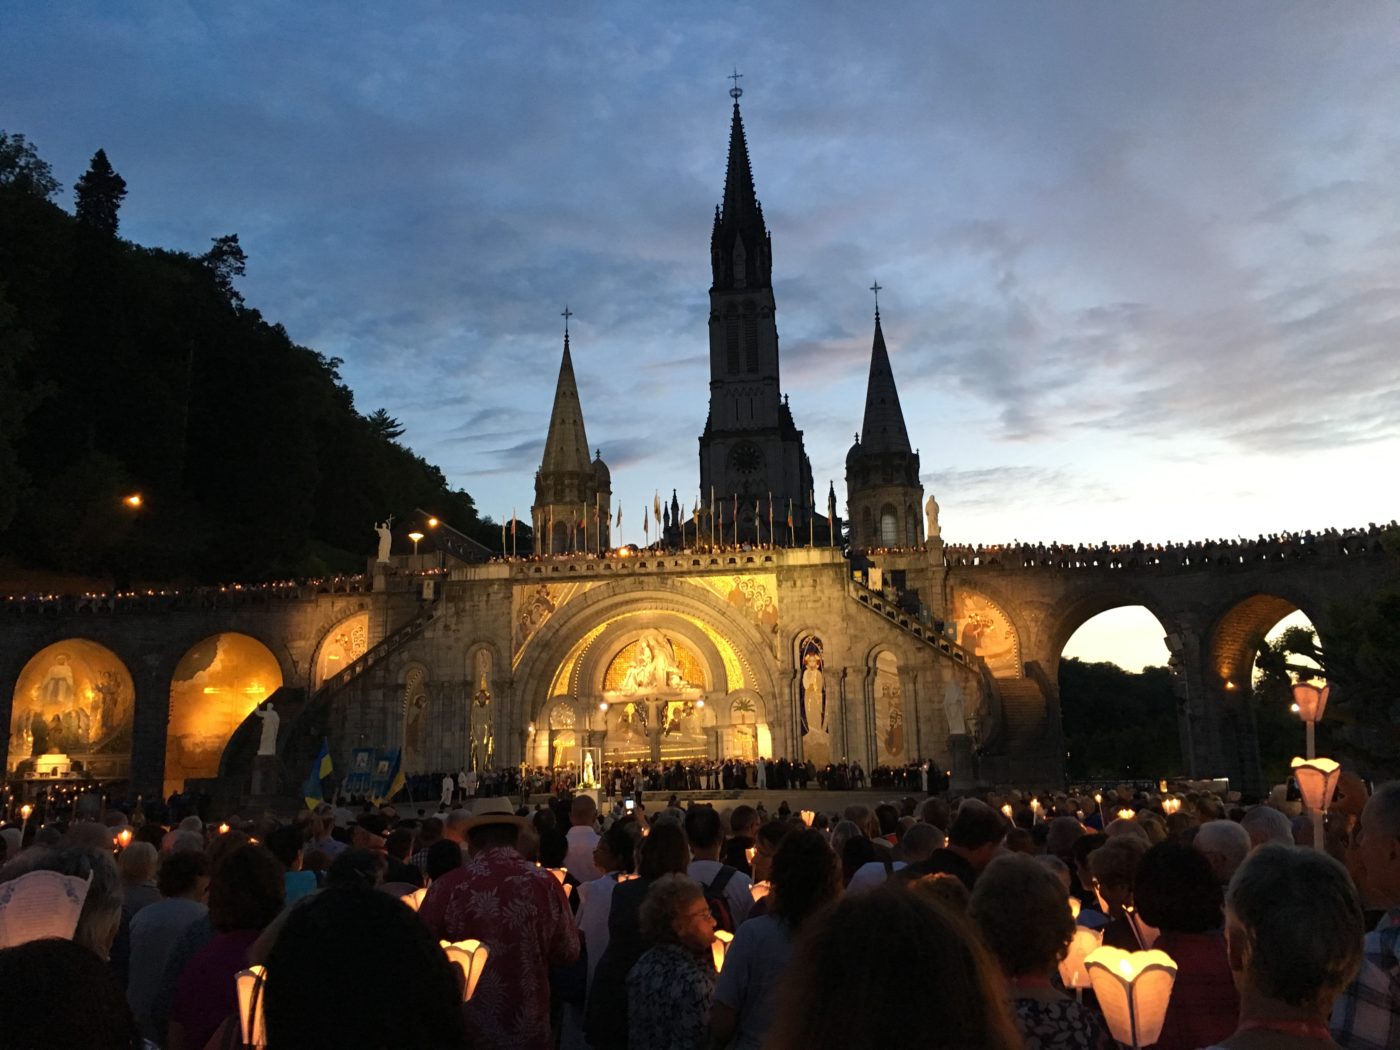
[941, 521, 1396, 571]
[0, 774, 1396, 1049]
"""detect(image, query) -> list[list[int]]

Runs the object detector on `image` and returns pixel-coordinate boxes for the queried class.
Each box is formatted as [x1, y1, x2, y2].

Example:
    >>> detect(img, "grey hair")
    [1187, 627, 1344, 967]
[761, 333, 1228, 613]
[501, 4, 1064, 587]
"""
[638, 872, 704, 944]
[1239, 806, 1293, 849]
[1226, 844, 1363, 1009]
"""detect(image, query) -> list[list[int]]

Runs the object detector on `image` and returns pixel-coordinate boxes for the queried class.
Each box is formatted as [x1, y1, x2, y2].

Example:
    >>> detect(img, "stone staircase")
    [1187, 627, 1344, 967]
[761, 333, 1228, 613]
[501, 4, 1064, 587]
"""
[994, 676, 1060, 785]
[845, 579, 975, 666]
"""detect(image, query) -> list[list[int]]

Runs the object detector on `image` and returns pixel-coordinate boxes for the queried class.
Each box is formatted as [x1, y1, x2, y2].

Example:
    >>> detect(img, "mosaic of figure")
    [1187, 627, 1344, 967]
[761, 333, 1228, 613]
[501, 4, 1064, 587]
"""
[799, 635, 831, 764]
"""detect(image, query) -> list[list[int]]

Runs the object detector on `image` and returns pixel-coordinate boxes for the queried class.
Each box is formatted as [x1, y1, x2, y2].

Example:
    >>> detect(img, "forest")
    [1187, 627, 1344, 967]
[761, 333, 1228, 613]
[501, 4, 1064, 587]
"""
[0, 133, 497, 587]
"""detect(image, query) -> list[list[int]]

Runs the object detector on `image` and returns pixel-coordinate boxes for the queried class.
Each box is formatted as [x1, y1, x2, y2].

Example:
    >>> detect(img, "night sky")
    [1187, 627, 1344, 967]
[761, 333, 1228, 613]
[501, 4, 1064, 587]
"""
[5, 4, 1399, 634]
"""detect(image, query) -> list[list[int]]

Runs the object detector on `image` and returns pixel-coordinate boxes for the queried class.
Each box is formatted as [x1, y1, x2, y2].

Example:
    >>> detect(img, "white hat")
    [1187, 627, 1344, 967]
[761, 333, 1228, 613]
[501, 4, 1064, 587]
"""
[0, 870, 92, 949]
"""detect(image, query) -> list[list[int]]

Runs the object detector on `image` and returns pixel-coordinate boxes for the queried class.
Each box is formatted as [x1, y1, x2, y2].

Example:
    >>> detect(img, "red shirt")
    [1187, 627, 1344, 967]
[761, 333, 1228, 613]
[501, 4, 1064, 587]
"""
[442, 847, 579, 1050]
[1151, 930, 1240, 1050]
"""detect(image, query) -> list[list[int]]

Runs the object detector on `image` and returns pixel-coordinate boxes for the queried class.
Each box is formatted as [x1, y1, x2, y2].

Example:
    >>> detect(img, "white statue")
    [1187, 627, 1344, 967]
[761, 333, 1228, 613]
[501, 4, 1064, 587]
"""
[375, 521, 392, 563]
[254, 702, 280, 756]
[925, 494, 941, 540]
[802, 652, 826, 734]
[943, 679, 966, 736]
[618, 631, 689, 695]
[583, 750, 596, 788]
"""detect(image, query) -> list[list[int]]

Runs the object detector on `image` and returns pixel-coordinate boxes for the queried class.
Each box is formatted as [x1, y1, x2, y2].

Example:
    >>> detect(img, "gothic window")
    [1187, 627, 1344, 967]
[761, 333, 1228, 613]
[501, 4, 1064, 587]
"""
[726, 318, 740, 374]
[744, 317, 758, 372]
[880, 503, 899, 547]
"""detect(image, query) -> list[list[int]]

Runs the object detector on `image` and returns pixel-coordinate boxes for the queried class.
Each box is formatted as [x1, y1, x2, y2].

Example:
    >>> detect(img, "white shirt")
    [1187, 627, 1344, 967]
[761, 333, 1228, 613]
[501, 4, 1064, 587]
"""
[688, 858, 754, 925]
[846, 859, 907, 894]
[564, 825, 601, 883]
[574, 872, 622, 989]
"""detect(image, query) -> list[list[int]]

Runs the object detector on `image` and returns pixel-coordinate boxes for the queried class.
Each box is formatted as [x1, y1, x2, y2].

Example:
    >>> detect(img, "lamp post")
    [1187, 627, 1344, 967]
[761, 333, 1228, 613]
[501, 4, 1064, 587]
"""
[1292, 683, 1329, 761]
[408, 531, 424, 562]
[1291, 756, 1341, 850]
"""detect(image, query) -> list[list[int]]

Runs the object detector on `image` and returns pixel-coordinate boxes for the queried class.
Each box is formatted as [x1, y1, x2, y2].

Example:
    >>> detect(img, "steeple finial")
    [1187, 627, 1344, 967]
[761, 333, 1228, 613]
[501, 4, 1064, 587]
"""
[869, 280, 882, 319]
[728, 67, 744, 101]
[561, 305, 573, 338]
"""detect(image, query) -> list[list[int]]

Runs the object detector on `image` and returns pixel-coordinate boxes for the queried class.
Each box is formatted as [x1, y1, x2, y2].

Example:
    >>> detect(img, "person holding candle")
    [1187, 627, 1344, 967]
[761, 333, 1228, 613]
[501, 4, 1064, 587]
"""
[1132, 841, 1239, 1050]
[627, 873, 717, 1050]
[971, 853, 1114, 1050]
[710, 829, 841, 1050]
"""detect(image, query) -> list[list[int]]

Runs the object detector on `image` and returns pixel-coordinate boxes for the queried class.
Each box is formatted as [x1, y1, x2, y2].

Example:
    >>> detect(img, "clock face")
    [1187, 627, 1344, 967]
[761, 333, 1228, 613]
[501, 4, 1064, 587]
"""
[728, 441, 764, 475]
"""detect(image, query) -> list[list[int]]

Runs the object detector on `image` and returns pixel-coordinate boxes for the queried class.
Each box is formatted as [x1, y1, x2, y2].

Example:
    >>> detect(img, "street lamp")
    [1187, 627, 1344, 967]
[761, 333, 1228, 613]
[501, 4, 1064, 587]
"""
[122, 493, 143, 508]
[1292, 682, 1329, 760]
[1291, 756, 1341, 850]
[408, 531, 424, 559]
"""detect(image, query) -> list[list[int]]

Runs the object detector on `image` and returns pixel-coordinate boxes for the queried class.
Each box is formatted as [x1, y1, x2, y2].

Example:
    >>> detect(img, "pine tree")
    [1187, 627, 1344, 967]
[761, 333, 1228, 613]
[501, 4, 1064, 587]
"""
[201, 233, 247, 307]
[73, 148, 127, 236]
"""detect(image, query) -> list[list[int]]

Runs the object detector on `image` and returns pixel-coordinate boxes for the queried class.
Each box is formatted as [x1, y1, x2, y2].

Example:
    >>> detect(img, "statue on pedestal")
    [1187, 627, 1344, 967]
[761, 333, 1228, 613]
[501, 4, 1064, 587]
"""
[374, 521, 393, 563]
[925, 494, 941, 541]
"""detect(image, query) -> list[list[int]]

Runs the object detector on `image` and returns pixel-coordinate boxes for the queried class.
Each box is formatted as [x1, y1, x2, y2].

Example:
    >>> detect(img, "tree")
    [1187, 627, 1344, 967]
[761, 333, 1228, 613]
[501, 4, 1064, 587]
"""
[367, 408, 406, 441]
[200, 233, 246, 307]
[1060, 658, 1183, 780]
[73, 149, 127, 236]
[0, 131, 60, 200]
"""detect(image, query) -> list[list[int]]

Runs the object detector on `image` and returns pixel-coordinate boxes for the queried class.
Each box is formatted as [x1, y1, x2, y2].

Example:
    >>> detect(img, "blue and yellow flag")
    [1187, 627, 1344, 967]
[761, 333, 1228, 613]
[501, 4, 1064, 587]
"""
[373, 748, 404, 806]
[303, 738, 332, 810]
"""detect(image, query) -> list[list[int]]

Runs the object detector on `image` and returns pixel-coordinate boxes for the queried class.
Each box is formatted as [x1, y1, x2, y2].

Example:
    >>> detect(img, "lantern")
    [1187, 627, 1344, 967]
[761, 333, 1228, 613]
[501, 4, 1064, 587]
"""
[1291, 756, 1342, 850]
[1116, 808, 1136, 821]
[400, 887, 427, 911]
[1161, 797, 1181, 816]
[711, 929, 734, 972]
[750, 880, 771, 902]
[1084, 947, 1178, 1049]
[1057, 927, 1103, 990]
[800, 810, 814, 828]
[1068, 896, 1082, 920]
[440, 939, 490, 1001]
[1292, 683, 1329, 759]
[115, 828, 133, 850]
[218, 823, 230, 835]
[235, 966, 268, 1048]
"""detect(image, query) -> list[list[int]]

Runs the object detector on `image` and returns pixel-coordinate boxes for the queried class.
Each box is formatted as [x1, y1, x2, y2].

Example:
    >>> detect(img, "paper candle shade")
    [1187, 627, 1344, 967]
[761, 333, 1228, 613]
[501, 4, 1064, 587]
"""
[1001, 803, 1014, 819]
[1292, 682, 1330, 723]
[1084, 947, 1178, 1048]
[440, 939, 490, 1001]
[799, 810, 814, 828]
[400, 887, 427, 911]
[1291, 756, 1342, 813]
[546, 867, 567, 885]
[1161, 798, 1181, 815]
[1068, 895, 1081, 920]
[235, 965, 268, 1048]
[711, 929, 734, 972]
[1116, 808, 1136, 821]
[745, 846, 756, 866]
[750, 881, 771, 903]
[1057, 926, 1103, 990]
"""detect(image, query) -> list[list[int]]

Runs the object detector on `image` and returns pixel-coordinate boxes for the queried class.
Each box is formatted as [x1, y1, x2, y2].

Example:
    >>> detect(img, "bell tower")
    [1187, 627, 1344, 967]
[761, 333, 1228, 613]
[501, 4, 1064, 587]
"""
[698, 76, 814, 541]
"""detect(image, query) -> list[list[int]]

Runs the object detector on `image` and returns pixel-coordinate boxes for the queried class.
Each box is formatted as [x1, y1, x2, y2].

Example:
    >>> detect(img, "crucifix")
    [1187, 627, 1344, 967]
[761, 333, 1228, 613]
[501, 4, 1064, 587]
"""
[561, 305, 573, 336]
[869, 280, 882, 316]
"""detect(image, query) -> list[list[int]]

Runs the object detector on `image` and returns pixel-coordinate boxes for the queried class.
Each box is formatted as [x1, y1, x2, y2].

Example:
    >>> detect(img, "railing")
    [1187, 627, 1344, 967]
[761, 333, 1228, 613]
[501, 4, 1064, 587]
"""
[845, 577, 975, 666]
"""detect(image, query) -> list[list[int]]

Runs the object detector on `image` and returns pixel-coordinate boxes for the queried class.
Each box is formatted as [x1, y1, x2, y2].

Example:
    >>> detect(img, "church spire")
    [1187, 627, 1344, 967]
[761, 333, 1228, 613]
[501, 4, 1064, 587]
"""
[858, 306, 912, 453]
[711, 75, 772, 291]
[538, 325, 593, 476]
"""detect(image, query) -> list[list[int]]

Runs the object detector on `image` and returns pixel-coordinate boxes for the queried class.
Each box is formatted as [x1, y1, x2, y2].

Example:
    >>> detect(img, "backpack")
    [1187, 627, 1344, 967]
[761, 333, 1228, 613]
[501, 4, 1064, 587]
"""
[702, 864, 738, 933]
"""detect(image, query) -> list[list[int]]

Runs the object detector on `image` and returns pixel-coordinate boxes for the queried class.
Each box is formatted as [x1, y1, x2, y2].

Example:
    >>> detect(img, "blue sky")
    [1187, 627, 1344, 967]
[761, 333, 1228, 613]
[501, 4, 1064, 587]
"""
[4, 3, 1398, 661]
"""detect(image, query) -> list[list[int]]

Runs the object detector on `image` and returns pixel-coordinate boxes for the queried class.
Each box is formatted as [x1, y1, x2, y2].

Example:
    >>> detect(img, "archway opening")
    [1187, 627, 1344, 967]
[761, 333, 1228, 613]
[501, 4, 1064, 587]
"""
[1250, 606, 1326, 781]
[879, 504, 898, 547]
[9, 640, 135, 781]
[165, 633, 283, 796]
[1059, 606, 1180, 781]
[312, 612, 369, 691]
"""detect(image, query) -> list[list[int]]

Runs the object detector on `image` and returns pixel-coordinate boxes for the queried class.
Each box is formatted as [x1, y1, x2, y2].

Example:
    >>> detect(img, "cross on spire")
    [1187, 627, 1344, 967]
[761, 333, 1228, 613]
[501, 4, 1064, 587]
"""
[870, 280, 883, 317]
[561, 305, 573, 336]
[728, 67, 744, 100]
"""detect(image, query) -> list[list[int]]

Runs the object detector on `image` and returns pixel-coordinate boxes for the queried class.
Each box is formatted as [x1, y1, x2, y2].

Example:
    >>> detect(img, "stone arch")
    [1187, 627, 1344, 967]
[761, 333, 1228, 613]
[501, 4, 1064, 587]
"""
[1206, 591, 1326, 693]
[165, 632, 283, 794]
[310, 610, 371, 692]
[8, 638, 135, 780]
[1041, 587, 1179, 682]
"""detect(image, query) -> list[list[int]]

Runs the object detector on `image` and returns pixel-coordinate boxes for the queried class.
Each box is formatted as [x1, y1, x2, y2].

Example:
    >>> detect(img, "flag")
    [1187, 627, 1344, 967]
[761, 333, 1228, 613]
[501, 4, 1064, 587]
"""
[303, 738, 332, 809]
[643, 509, 649, 540]
[691, 500, 699, 526]
[511, 509, 517, 537]
[653, 491, 661, 525]
[372, 748, 402, 805]
[787, 499, 794, 529]
[616, 504, 622, 527]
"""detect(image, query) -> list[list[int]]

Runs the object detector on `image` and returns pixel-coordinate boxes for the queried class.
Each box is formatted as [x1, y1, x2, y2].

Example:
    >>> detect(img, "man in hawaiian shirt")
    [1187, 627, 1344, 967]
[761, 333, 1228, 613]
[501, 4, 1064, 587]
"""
[440, 797, 579, 1050]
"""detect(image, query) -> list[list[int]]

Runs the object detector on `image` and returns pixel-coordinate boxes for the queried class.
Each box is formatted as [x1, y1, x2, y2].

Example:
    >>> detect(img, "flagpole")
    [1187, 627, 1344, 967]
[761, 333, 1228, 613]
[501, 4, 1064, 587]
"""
[768, 492, 773, 550]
